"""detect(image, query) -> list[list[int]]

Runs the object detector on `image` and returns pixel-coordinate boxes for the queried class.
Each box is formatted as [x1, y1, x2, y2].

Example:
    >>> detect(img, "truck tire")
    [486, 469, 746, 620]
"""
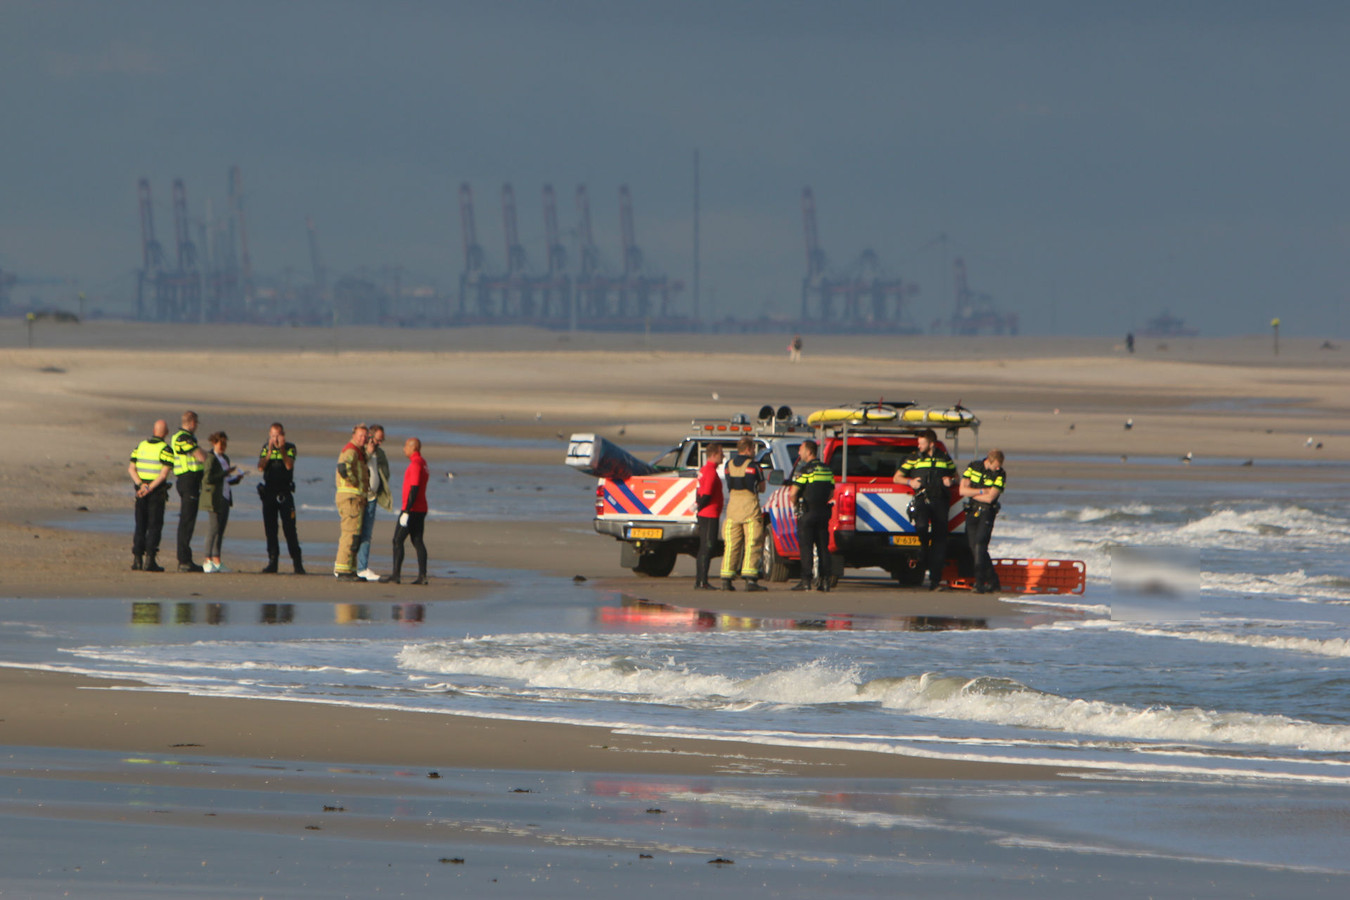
[762, 536, 798, 583]
[891, 560, 925, 587]
[632, 544, 678, 578]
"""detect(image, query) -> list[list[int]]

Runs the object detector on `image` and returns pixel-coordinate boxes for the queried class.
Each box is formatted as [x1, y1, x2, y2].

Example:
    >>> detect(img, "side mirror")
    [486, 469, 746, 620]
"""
[768, 470, 784, 485]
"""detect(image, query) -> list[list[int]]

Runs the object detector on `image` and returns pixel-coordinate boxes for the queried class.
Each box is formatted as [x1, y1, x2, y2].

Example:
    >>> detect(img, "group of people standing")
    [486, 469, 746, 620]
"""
[688, 430, 1006, 594]
[332, 423, 430, 584]
[128, 414, 430, 584]
[894, 430, 1006, 594]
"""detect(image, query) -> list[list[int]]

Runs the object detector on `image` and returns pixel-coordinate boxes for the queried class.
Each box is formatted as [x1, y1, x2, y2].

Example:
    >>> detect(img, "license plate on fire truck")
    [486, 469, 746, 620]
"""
[890, 535, 920, 546]
[630, 527, 664, 540]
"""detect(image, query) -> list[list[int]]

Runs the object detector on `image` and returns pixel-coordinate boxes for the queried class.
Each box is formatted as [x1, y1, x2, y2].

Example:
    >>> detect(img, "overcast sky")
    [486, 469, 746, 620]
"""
[2, 0, 1347, 335]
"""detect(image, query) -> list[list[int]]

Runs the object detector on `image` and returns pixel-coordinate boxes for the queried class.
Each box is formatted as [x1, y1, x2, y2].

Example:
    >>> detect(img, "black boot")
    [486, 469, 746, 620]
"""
[411, 572, 428, 585]
[261, 556, 279, 574]
[817, 578, 830, 592]
[292, 557, 306, 575]
[144, 553, 164, 573]
[720, 578, 736, 591]
[132, 555, 143, 571]
[791, 580, 810, 591]
[744, 579, 767, 592]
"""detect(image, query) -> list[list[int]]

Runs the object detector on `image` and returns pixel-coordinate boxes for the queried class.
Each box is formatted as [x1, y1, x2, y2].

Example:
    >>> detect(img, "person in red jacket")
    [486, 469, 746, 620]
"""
[693, 442, 724, 590]
[390, 437, 430, 585]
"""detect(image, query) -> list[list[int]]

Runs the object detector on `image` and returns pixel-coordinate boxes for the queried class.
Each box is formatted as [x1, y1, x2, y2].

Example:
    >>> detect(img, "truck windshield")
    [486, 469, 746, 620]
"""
[827, 443, 913, 478]
[649, 445, 684, 471]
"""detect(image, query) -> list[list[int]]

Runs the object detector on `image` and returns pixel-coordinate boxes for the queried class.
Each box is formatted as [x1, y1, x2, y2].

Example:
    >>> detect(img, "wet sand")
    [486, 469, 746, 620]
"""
[2, 322, 1348, 895]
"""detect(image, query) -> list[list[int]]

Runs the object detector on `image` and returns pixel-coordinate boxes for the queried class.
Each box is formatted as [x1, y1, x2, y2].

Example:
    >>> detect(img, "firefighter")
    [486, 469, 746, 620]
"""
[959, 448, 1006, 594]
[333, 423, 369, 581]
[788, 439, 834, 592]
[257, 422, 305, 574]
[894, 428, 956, 590]
[127, 419, 174, 572]
[693, 442, 725, 590]
[170, 410, 209, 572]
[719, 436, 767, 592]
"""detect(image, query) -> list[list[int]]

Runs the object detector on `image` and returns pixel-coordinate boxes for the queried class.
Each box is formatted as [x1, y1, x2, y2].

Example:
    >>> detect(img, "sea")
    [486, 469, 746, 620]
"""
[5, 451, 1350, 892]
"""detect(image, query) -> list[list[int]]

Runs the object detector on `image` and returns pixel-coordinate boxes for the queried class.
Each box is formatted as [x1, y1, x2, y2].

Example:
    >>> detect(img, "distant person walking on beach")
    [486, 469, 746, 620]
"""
[128, 418, 174, 572]
[894, 428, 956, 590]
[170, 410, 209, 572]
[693, 442, 725, 590]
[1125, 332, 1135, 354]
[960, 449, 1006, 594]
[719, 436, 767, 592]
[389, 436, 430, 585]
[788, 334, 803, 362]
[333, 423, 369, 581]
[257, 422, 305, 574]
[201, 431, 243, 573]
[355, 424, 393, 581]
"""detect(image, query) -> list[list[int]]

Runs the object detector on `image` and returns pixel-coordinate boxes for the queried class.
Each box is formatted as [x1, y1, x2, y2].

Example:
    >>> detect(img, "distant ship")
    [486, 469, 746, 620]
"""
[1140, 310, 1198, 338]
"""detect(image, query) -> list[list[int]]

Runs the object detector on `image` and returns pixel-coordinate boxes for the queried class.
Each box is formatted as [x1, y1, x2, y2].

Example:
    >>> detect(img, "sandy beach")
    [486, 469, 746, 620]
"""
[2, 321, 1349, 897]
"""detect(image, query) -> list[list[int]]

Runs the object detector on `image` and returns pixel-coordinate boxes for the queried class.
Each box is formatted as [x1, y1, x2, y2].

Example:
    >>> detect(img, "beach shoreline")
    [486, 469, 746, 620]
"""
[3, 325, 1349, 895]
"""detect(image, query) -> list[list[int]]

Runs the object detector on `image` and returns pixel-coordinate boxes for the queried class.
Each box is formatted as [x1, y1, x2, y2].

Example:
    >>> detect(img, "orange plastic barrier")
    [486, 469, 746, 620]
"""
[946, 558, 1086, 595]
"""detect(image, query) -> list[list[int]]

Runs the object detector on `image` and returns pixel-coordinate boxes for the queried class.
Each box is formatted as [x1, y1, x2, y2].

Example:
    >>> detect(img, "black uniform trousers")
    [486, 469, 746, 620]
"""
[966, 503, 1000, 590]
[132, 483, 168, 558]
[175, 471, 203, 564]
[796, 511, 830, 585]
[261, 488, 303, 563]
[695, 515, 720, 585]
[391, 512, 427, 579]
[910, 497, 949, 586]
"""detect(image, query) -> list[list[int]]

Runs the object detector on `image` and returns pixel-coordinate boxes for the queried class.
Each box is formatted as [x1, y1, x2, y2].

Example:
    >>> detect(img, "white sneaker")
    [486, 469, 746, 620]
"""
[358, 568, 381, 582]
[214, 563, 231, 574]
[202, 560, 217, 573]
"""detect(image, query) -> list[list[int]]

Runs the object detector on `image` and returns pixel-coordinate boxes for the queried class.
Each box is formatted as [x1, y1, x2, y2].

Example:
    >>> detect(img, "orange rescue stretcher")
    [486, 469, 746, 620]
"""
[945, 558, 1086, 595]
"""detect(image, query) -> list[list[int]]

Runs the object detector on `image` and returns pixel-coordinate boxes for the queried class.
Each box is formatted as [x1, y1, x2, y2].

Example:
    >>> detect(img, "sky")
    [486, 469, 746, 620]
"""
[1, 0, 1347, 336]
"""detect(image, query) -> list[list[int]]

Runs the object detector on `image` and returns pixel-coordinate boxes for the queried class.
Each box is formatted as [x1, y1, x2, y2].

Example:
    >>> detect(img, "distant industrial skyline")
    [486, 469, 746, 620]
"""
[2, 1, 1347, 336]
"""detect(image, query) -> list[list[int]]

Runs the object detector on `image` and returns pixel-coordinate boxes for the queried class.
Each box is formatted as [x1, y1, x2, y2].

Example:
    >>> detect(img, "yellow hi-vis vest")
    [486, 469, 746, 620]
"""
[131, 437, 174, 482]
[171, 429, 204, 475]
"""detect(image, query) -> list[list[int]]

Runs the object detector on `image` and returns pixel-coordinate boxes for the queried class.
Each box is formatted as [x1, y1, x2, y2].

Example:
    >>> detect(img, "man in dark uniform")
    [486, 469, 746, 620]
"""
[788, 440, 834, 592]
[894, 428, 957, 590]
[127, 418, 174, 572]
[960, 448, 1006, 594]
[170, 410, 208, 572]
[257, 421, 306, 574]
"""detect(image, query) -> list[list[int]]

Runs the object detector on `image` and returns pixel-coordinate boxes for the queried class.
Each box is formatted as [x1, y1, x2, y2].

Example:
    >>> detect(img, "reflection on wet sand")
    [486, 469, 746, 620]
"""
[596, 595, 988, 633]
[129, 600, 427, 627]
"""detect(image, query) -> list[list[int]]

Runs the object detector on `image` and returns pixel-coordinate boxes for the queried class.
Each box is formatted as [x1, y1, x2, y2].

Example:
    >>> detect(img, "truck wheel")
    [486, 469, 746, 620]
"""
[891, 561, 924, 587]
[632, 544, 678, 578]
[762, 537, 796, 583]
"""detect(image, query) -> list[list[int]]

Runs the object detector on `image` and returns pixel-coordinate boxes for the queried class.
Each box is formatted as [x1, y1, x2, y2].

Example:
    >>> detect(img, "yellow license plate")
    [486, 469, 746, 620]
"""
[890, 535, 921, 546]
[631, 527, 664, 540]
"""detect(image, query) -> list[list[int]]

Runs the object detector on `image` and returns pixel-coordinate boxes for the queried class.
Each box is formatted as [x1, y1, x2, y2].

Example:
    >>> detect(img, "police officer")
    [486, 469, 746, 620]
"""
[128, 419, 174, 572]
[257, 421, 305, 574]
[959, 448, 1006, 594]
[719, 436, 767, 592]
[788, 439, 834, 592]
[894, 428, 956, 590]
[170, 410, 208, 572]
